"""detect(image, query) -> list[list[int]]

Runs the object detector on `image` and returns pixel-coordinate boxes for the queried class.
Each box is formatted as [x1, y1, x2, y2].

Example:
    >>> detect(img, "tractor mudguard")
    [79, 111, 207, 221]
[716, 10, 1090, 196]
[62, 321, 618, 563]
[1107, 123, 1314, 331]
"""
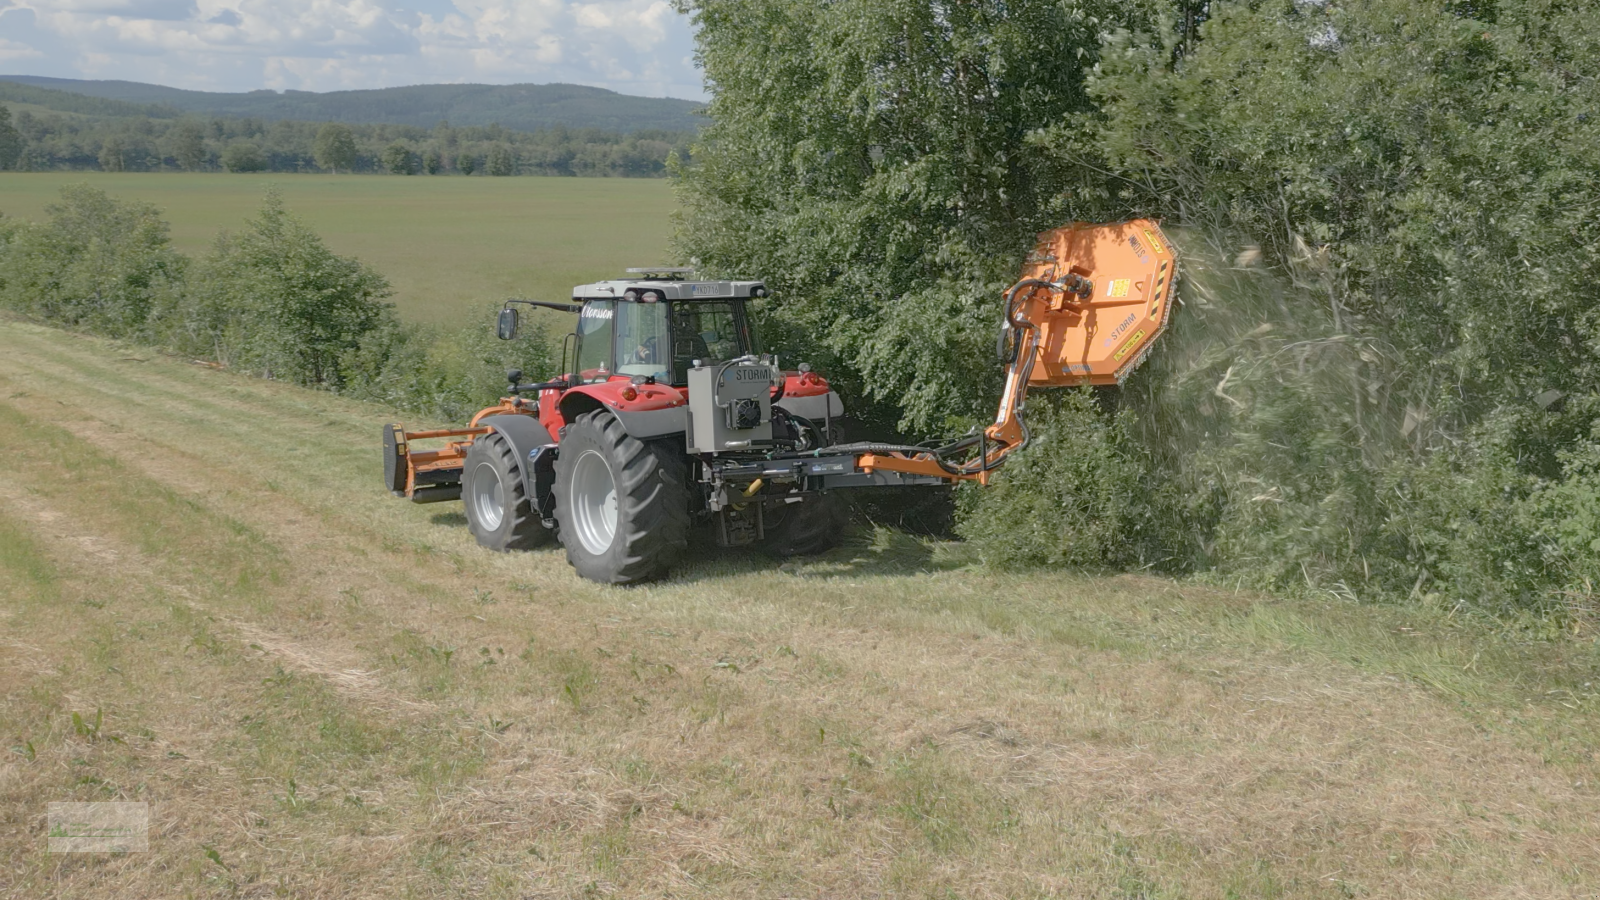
[479, 414, 557, 511]
[609, 406, 689, 440]
[775, 391, 844, 424]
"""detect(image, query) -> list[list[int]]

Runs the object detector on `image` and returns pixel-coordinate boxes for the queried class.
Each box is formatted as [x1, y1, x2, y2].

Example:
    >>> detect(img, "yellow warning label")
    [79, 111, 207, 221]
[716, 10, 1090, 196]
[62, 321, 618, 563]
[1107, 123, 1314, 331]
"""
[1143, 229, 1165, 255]
[1113, 329, 1146, 362]
[1107, 279, 1130, 298]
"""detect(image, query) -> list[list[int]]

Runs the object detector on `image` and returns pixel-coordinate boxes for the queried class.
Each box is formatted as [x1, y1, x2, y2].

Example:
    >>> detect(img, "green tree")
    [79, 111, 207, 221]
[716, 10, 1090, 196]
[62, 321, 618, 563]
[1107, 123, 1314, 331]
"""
[485, 142, 515, 176]
[0, 105, 22, 171]
[221, 141, 268, 173]
[381, 142, 417, 175]
[421, 148, 443, 175]
[167, 120, 206, 171]
[313, 122, 358, 173]
[97, 135, 127, 172]
[456, 152, 478, 176]
[186, 191, 392, 386]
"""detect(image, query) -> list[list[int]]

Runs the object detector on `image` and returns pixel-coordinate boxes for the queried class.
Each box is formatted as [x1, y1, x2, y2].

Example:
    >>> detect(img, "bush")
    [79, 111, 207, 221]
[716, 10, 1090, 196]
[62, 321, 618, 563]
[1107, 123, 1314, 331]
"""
[957, 392, 1185, 570]
[341, 309, 556, 423]
[0, 184, 185, 337]
[175, 191, 391, 386]
[0, 184, 554, 428]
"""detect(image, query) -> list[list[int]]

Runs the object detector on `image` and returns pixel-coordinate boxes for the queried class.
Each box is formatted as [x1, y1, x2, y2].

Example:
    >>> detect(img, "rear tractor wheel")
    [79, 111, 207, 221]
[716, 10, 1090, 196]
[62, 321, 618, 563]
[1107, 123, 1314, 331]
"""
[463, 431, 551, 551]
[553, 410, 690, 584]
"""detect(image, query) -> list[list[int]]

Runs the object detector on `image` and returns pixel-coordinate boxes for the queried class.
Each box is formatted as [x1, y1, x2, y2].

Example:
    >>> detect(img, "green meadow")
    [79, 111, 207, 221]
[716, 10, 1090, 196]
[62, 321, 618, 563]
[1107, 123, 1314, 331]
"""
[0, 172, 676, 324]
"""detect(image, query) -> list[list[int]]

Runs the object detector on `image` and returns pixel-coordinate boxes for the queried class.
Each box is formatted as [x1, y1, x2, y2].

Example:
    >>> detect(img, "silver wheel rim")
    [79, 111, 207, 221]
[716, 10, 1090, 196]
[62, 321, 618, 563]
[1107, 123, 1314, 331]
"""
[470, 461, 506, 532]
[570, 449, 618, 556]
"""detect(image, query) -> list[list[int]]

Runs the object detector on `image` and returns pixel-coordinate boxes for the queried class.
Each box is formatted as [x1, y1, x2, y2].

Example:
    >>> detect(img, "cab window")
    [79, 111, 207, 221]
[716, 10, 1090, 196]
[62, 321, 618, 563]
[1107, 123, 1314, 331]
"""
[671, 301, 750, 379]
[614, 299, 672, 383]
[575, 301, 615, 383]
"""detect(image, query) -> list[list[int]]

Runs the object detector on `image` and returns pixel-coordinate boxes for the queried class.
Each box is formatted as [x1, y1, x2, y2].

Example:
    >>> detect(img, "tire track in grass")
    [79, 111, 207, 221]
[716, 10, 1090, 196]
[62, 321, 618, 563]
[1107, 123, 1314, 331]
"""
[0, 404, 429, 715]
[0, 398, 486, 898]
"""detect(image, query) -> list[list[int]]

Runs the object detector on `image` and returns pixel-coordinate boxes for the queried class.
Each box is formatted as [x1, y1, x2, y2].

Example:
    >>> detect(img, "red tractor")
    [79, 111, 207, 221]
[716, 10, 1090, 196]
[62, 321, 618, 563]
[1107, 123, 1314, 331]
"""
[384, 221, 1178, 584]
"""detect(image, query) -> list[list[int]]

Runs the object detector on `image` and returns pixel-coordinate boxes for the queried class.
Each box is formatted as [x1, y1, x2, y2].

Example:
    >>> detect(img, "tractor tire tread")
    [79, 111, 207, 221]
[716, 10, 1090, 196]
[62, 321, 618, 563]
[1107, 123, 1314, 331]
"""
[554, 410, 689, 583]
[464, 431, 550, 551]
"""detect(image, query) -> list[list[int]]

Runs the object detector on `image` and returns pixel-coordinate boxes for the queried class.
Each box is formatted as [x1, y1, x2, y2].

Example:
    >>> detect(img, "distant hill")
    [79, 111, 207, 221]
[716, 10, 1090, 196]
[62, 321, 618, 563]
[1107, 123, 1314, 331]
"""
[0, 76, 703, 133]
[0, 80, 180, 119]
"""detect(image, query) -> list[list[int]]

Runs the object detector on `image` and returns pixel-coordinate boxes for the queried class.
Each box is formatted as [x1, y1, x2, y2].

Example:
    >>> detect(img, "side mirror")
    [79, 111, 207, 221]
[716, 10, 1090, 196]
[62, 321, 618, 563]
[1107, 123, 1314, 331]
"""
[496, 307, 520, 341]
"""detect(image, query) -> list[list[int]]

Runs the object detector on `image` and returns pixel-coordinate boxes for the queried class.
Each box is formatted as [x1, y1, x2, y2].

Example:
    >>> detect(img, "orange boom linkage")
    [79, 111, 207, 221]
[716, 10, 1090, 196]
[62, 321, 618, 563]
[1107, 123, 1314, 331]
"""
[856, 219, 1177, 484]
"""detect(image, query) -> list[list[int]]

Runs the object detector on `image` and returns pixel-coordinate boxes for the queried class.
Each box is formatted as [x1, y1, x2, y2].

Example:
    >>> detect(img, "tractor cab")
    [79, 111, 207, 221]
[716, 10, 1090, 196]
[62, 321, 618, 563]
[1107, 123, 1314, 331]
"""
[568, 269, 767, 387]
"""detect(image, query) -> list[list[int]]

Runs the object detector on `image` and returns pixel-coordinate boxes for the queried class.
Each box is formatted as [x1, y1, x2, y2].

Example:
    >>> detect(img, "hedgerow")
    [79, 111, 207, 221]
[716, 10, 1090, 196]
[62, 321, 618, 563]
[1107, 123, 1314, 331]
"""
[0, 185, 552, 422]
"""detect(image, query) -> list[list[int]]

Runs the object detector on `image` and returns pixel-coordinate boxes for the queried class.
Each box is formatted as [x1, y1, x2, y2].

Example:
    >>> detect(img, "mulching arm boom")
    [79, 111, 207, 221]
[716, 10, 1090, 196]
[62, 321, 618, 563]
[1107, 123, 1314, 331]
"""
[854, 219, 1178, 484]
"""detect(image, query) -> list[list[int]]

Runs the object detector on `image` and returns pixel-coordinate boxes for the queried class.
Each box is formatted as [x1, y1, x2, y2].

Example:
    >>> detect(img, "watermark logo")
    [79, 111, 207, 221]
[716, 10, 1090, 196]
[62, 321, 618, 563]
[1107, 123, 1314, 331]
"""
[47, 802, 148, 853]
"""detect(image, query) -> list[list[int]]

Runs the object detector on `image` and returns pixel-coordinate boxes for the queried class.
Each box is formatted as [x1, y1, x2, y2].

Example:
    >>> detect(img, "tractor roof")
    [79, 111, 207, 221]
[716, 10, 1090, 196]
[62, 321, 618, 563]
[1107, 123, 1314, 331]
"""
[571, 275, 767, 301]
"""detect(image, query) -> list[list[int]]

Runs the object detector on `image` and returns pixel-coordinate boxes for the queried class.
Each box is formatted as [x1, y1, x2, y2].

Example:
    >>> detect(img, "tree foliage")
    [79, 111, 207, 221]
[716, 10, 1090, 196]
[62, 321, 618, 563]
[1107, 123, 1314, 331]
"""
[0, 184, 185, 337]
[0, 104, 21, 170]
[313, 122, 358, 172]
[678, 0, 1600, 618]
[4, 103, 692, 178]
[221, 141, 268, 173]
[182, 192, 391, 385]
[485, 142, 516, 176]
[167, 119, 206, 171]
[381, 141, 418, 175]
[673, 0, 1163, 432]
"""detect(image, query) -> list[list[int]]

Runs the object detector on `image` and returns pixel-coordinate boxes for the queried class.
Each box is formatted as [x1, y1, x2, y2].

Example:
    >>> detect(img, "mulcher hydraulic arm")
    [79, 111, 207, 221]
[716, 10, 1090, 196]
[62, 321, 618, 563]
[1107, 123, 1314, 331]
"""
[854, 219, 1178, 484]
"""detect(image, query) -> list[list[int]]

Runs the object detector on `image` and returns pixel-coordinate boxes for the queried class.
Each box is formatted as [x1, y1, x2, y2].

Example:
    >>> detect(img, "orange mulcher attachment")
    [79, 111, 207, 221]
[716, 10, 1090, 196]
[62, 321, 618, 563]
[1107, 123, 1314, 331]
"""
[857, 219, 1177, 484]
[383, 399, 530, 502]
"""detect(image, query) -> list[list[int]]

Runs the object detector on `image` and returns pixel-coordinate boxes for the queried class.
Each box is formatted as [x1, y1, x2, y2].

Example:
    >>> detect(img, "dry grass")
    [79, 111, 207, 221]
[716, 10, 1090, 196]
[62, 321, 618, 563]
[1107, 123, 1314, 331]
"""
[1, 318, 1598, 898]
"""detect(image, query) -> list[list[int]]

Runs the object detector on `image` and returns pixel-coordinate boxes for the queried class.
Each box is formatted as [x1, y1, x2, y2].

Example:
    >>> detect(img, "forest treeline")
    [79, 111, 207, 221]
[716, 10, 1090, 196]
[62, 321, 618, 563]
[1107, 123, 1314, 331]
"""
[0, 80, 691, 176]
[674, 0, 1600, 624]
[0, 185, 552, 422]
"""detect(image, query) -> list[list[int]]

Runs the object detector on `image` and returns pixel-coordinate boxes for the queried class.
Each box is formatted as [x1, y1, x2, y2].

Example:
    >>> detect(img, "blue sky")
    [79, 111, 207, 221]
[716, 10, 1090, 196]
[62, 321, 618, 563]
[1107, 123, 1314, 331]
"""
[0, 1, 705, 100]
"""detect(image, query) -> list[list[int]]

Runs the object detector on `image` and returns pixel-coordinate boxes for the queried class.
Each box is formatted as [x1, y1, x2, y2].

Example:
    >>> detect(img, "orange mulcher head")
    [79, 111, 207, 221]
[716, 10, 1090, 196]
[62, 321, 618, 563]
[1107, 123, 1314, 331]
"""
[1015, 219, 1177, 387]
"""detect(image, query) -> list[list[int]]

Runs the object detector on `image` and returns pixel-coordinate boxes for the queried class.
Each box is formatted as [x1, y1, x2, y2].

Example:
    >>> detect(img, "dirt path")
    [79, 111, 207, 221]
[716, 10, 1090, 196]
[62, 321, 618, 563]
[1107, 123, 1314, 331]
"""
[1, 320, 1597, 899]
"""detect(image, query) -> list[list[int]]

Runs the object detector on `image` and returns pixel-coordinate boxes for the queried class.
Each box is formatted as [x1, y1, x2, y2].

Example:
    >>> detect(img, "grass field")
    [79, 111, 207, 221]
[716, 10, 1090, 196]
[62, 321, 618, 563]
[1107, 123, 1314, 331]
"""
[0, 173, 677, 325]
[2, 320, 1599, 897]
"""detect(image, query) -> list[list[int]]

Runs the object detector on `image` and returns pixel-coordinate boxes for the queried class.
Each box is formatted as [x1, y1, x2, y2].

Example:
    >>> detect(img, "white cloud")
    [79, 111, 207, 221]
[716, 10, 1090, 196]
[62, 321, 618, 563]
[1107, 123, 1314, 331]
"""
[3, 0, 704, 99]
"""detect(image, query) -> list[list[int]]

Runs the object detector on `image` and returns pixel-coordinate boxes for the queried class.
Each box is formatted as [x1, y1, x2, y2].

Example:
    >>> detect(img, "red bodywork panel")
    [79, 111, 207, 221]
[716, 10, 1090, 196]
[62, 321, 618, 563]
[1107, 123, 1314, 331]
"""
[539, 371, 828, 436]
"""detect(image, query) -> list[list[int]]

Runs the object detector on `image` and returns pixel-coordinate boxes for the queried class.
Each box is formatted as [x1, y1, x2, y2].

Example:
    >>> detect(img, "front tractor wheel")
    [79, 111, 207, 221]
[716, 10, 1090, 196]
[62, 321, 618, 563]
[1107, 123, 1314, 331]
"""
[554, 411, 690, 584]
[463, 431, 551, 551]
